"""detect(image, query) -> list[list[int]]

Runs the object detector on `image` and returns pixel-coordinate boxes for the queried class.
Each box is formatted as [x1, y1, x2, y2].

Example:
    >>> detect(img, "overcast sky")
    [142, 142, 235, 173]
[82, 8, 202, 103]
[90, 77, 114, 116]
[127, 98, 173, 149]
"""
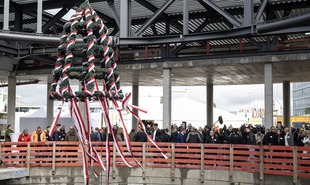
[7, 83, 284, 113]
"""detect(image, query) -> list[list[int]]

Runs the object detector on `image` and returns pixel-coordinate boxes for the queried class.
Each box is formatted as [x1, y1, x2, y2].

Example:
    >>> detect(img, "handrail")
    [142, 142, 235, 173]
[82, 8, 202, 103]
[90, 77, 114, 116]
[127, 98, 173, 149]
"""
[0, 141, 309, 183]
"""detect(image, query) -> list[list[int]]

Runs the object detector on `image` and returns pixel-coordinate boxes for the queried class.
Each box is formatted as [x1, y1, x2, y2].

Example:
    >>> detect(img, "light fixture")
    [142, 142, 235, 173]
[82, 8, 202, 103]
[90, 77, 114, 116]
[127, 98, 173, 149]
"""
[306, 32, 310, 35]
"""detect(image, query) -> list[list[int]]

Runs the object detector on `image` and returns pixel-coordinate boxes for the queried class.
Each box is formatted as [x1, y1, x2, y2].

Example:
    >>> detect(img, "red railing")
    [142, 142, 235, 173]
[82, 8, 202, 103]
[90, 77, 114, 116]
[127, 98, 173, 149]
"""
[0, 142, 309, 181]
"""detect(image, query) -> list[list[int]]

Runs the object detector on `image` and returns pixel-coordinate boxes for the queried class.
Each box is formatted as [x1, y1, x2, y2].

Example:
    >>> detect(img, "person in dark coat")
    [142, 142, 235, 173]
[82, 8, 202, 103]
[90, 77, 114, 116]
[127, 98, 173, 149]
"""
[53, 125, 62, 141]
[296, 129, 306, 146]
[170, 127, 179, 142]
[263, 126, 278, 145]
[244, 126, 256, 145]
[128, 129, 136, 142]
[228, 128, 243, 144]
[160, 128, 170, 142]
[65, 127, 78, 141]
[276, 129, 285, 146]
[65, 127, 78, 162]
[205, 130, 220, 143]
[177, 128, 187, 143]
[4, 124, 14, 142]
[186, 127, 202, 143]
[134, 127, 147, 142]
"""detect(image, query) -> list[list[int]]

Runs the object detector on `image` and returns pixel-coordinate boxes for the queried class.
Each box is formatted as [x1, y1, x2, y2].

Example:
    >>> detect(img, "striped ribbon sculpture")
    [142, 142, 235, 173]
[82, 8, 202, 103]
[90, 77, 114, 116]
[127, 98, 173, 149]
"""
[48, 1, 168, 184]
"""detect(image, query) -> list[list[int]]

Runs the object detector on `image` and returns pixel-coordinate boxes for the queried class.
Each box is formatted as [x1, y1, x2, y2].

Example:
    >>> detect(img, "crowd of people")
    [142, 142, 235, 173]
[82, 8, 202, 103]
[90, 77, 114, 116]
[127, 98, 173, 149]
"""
[4, 122, 310, 147]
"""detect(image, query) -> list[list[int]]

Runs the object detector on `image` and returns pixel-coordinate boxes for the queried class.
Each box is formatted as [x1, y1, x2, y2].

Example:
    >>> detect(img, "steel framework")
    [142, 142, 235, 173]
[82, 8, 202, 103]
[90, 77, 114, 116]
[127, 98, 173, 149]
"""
[0, 0, 309, 70]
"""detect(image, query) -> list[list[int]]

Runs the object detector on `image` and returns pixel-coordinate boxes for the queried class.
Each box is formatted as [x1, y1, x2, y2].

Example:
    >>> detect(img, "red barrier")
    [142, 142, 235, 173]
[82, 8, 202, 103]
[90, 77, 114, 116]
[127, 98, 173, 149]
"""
[0, 142, 309, 178]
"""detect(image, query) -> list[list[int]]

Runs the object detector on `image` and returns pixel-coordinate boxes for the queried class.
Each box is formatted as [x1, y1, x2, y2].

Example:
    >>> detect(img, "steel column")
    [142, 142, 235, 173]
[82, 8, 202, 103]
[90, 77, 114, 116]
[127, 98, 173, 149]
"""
[120, 0, 130, 38]
[3, 0, 10, 30]
[132, 83, 139, 130]
[200, 0, 241, 27]
[183, 0, 189, 35]
[206, 83, 213, 126]
[243, 0, 253, 26]
[255, 0, 268, 21]
[8, 74, 16, 132]
[46, 76, 54, 126]
[37, 0, 43, 34]
[108, 0, 120, 28]
[136, 0, 175, 36]
[283, 81, 291, 128]
[163, 68, 172, 130]
[264, 63, 273, 130]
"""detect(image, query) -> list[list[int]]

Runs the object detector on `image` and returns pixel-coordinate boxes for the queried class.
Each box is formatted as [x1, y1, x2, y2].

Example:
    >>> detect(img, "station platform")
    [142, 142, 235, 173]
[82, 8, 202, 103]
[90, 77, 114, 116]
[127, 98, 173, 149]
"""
[0, 167, 29, 180]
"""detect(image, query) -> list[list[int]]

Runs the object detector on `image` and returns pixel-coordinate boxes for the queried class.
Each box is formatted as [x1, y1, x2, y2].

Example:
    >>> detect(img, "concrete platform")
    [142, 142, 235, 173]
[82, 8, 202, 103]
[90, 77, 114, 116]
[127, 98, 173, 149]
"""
[0, 168, 29, 180]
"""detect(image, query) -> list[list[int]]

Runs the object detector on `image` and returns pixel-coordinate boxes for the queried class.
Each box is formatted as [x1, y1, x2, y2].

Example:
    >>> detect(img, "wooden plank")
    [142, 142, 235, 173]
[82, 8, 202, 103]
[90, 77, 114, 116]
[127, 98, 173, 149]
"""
[200, 144, 204, 183]
[171, 143, 175, 181]
[230, 144, 234, 184]
[52, 142, 56, 175]
[112, 143, 116, 179]
[142, 142, 146, 180]
[293, 146, 297, 185]
[260, 145, 264, 185]
[26, 142, 30, 172]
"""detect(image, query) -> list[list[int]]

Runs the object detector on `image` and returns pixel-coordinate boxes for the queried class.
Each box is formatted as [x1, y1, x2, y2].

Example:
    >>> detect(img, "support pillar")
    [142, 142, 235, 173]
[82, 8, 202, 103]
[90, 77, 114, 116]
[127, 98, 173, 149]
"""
[37, 0, 43, 34]
[243, 0, 253, 27]
[183, 0, 189, 35]
[264, 63, 273, 129]
[120, 0, 130, 37]
[46, 76, 54, 126]
[163, 68, 172, 130]
[283, 81, 291, 128]
[206, 83, 213, 127]
[3, 0, 10, 30]
[7, 75, 16, 131]
[132, 83, 139, 130]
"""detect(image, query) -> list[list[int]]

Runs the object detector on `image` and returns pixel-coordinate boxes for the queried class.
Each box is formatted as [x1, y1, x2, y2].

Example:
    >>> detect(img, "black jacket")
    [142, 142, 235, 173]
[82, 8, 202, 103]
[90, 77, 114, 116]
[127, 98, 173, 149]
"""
[263, 132, 278, 145]
[134, 131, 147, 142]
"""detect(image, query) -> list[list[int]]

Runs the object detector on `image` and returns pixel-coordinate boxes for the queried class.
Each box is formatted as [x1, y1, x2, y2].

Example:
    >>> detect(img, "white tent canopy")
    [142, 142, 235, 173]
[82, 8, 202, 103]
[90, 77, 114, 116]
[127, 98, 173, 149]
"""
[20, 107, 99, 133]
[140, 97, 246, 129]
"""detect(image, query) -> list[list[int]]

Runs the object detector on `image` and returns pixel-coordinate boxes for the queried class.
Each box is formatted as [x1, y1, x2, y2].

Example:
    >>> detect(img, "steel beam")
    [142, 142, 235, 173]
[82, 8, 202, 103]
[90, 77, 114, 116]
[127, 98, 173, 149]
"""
[135, 0, 175, 36]
[37, 0, 43, 34]
[0, 45, 18, 55]
[183, 0, 189, 35]
[27, 55, 55, 64]
[258, 13, 310, 33]
[151, 24, 158, 35]
[200, 0, 241, 27]
[3, 0, 10, 30]
[92, 10, 117, 27]
[19, 0, 106, 11]
[243, 0, 253, 27]
[135, 0, 183, 32]
[120, 0, 130, 38]
[26, 11, 64, 28]
[255, 0, 268, 21]
[42, 6, 71, 33]
[173, 19, 209, 55]
[107, 0, 120, 28]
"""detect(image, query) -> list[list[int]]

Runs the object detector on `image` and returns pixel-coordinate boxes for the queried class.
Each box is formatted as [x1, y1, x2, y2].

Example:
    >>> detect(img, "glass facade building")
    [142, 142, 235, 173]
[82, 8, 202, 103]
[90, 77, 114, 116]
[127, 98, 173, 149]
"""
[292, 82, 310, 115]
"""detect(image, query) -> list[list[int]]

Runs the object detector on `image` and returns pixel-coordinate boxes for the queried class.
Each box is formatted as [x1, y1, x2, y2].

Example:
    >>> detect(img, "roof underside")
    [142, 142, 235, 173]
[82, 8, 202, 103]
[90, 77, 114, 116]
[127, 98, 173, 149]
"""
[0, 0, 310, 86]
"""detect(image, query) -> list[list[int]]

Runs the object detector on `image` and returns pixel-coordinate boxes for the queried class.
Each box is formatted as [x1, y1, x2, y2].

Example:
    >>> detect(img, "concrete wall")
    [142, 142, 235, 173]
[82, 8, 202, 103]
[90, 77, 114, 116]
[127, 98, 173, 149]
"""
[1, 166, 309, 185]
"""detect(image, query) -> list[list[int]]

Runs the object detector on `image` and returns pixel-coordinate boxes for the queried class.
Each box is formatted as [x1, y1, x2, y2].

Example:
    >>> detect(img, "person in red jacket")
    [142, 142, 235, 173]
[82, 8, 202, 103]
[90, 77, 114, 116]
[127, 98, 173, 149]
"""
[18, 129, 31, 142]
[17, 129, 31, 163]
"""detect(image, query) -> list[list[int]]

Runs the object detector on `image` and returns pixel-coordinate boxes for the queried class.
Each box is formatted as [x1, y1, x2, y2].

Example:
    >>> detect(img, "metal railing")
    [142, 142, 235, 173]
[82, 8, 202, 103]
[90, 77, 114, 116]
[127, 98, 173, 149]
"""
[0, 142, 309, 183]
